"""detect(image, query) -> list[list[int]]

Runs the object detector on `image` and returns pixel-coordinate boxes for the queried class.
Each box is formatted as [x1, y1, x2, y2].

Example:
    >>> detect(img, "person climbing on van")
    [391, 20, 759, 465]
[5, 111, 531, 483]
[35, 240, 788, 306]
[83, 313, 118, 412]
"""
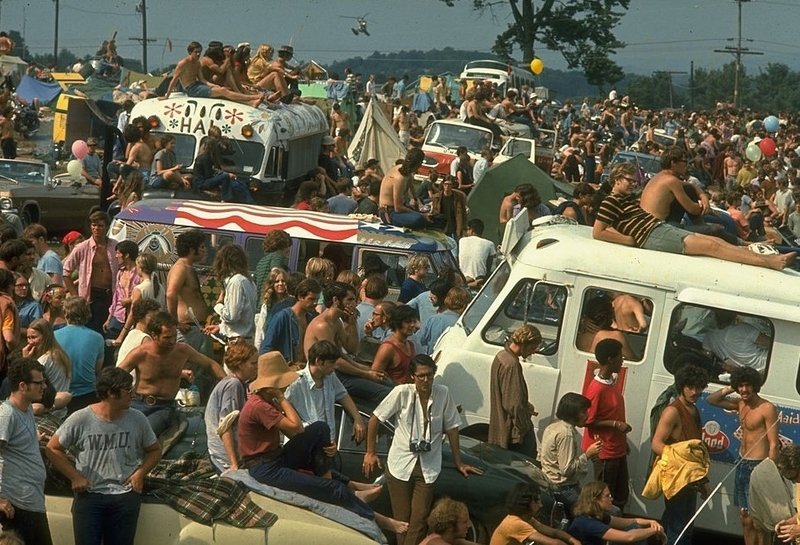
[593, 162, 796, 271]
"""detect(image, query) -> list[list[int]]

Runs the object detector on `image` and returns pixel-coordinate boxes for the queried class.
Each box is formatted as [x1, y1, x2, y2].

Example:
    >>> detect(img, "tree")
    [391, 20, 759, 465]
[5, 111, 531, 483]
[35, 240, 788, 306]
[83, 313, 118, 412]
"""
[439, 0, 630, 88]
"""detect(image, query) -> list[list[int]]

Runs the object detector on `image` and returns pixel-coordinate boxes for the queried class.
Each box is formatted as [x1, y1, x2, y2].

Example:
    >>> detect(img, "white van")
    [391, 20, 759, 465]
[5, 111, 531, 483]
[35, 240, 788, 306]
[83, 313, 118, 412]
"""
[433, 213, 800, 538]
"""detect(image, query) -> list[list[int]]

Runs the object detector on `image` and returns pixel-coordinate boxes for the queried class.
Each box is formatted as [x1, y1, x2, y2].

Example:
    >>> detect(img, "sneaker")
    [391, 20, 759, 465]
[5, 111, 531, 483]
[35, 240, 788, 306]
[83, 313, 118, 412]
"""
[748, 242, 779, 255]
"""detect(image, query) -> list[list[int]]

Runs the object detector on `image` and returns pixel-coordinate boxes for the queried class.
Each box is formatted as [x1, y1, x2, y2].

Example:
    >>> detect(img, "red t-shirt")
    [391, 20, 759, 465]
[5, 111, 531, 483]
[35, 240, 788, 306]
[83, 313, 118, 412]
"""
[582, 376, 627, 459]
[237, 395, 283, 459]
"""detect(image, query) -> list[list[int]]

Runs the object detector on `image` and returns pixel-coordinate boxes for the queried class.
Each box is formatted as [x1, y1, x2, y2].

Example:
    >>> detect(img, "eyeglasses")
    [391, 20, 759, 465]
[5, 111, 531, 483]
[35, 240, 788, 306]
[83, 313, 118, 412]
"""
[14, 284, 28, 288]
[413, 372, 434, 381]
[597, 491, 613, 499]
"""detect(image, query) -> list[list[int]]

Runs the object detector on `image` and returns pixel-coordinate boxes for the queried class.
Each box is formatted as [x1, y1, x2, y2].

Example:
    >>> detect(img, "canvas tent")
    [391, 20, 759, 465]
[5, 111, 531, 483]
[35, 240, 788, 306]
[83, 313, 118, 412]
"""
[0, 55, 27, 76]
[467, 154, 564, 244]
[348, 99, 407, 170]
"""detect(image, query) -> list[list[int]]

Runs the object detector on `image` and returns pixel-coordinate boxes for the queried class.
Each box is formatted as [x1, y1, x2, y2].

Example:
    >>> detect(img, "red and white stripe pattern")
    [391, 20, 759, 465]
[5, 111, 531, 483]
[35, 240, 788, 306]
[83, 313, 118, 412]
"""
[172, 201, 361, 242]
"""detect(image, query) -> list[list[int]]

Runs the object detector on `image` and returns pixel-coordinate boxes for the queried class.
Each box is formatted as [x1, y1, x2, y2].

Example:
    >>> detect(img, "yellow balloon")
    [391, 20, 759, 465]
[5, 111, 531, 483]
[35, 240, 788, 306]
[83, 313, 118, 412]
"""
[530, 58, 544, 75]
[67, 159, 82, 178]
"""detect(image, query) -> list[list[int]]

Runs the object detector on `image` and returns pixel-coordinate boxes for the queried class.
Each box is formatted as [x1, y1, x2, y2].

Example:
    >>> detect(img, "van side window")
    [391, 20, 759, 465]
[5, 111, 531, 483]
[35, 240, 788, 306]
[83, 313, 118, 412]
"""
[481, 277, 566, 356]
[575, 290, 652, 362]
[463, 261, 510, 334]
[665, 304, 773, 383]
[244, 236, 264, 274]
[199, 233, 234, 270]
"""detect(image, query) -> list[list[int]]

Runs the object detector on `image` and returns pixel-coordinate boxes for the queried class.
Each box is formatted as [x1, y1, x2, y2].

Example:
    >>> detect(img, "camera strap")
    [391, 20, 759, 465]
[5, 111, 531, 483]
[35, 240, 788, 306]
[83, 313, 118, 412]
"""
[410, 392, 430, 442]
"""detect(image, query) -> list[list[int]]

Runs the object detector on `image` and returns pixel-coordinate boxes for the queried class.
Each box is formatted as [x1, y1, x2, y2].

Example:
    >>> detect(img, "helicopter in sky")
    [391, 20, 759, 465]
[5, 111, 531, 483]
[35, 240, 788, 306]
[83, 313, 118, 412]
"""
[341, 15, 371, 36]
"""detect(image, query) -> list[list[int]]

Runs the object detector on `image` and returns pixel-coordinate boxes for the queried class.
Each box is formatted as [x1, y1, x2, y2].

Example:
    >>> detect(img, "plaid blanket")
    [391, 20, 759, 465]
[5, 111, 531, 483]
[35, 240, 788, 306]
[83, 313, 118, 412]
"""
[146, 452, 277, 529]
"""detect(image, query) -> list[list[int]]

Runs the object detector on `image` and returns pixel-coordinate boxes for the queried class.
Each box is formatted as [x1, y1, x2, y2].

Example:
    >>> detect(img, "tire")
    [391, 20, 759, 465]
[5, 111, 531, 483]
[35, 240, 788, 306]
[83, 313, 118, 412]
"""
[466, 515, 489, 544]
[20, 206, 35, 228]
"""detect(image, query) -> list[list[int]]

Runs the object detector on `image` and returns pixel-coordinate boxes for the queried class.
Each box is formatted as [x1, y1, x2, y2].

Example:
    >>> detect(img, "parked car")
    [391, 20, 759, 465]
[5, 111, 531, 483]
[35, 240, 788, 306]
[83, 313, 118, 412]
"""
[0, 158, 101, 234]
[600, 151, 662, 188]
[629, 128, 677, 152]
[335, 404, 546, 543]
[418, 119, 495, 180]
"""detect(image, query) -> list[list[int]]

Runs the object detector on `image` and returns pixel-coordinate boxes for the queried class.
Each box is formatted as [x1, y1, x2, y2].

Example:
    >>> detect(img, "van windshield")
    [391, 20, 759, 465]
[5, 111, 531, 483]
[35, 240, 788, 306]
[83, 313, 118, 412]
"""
[425, 123, 493, 154]
[154, 132, 265, 176]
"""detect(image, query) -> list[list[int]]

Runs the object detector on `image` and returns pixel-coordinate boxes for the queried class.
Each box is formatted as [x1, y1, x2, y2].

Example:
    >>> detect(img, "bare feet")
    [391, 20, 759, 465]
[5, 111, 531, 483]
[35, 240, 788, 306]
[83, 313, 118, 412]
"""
[349, 481, 380, 492]
[249, 92, 265, 107]
[773, 251, 797, 270]
[374, 512, 409, 535]
[354, 484, 382, 504]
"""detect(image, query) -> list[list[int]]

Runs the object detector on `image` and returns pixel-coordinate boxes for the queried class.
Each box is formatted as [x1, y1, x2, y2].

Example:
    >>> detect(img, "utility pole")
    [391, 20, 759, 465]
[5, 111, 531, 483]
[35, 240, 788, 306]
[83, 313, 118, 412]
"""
[690, 61, 694, 111]
[130, 0, 155, 72]
[654, 70, 686, 109]
[53, 0, 59, 67]
[714, 0, 761, 108]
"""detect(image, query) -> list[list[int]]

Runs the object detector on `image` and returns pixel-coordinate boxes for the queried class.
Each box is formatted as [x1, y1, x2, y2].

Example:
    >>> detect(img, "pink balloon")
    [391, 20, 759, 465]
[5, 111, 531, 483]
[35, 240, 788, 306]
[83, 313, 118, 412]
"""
[759, 137, 776, 157]
[71, 140, 89, 160]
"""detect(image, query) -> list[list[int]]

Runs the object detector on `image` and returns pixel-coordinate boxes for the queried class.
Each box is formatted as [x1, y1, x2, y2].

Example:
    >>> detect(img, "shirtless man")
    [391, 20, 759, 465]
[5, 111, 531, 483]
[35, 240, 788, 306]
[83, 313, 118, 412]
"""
[393, 106, 411, 147]
[166, 229, 209, 351]
[640, 146, 710, 223]
[119, 311, 224, 436]
[200, 42, 245, 94]
[330, 103, 350, 137]
[124, 124, 154, 183]
[724, 149, 742, 191]
[304, 282, 391, 403]
[498, 189, 521, 231]
[161, 41, 262, 107]
[651, 365, 711, 545]
[707, 367, 779, 545]
[379, 148, 432, 229]
[63, 212, 116, 334]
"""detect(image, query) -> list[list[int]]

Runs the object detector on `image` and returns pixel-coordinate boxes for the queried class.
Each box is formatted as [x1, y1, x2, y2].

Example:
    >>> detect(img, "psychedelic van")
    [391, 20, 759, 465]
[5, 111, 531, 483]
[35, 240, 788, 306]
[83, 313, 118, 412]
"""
[108, 199, 460, 300]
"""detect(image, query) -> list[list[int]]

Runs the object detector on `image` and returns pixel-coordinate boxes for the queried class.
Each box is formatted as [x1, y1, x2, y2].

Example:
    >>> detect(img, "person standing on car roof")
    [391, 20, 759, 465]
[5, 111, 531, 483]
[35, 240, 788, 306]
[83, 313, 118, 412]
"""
[363, 354, 483, 545]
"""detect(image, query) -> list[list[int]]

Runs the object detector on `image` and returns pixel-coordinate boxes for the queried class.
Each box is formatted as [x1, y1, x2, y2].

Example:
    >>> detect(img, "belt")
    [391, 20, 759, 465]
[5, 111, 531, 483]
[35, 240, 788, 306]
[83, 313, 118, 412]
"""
[134, 393, 176, 406]
[241, 447, 284, 468]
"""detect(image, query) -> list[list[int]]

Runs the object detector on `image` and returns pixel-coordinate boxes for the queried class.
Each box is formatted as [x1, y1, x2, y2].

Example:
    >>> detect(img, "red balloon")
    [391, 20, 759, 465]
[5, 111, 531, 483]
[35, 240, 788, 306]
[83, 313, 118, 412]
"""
[759, 137, 776, 156]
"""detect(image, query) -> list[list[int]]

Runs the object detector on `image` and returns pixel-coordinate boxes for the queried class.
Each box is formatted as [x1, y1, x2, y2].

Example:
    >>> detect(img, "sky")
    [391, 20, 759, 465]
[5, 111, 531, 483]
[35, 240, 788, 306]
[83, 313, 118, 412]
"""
[1, 0, 799, 82]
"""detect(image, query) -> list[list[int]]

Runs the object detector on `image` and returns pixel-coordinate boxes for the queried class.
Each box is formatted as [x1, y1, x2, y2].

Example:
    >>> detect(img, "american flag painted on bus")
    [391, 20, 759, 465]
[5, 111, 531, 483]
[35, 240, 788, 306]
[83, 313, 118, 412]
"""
[172, 200, 361, 242]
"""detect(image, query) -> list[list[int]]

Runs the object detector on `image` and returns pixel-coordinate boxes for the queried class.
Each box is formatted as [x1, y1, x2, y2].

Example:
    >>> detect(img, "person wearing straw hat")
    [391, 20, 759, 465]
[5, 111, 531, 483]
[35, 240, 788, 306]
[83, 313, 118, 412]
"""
[238, 350, 375, 518]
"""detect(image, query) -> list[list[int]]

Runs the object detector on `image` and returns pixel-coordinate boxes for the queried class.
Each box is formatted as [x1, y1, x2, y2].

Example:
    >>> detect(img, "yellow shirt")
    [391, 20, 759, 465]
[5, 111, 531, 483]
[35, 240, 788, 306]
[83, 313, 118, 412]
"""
[490, 515, 534, 545]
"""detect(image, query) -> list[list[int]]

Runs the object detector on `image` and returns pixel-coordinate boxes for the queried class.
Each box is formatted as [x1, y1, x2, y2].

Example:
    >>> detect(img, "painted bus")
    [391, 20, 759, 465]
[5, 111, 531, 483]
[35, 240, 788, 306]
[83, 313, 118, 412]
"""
[129, 95, 329, 203]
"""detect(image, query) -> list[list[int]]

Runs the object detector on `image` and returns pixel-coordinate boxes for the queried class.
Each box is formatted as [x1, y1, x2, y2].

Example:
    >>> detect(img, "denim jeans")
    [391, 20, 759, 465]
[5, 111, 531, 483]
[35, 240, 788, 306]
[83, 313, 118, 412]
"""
[72, 490, 141, 545]
[194, 174, 254, 204]
[335, 371, 392, 403]
[662, 484, 698, 545]
[248, 421, 373, 519]
[130, 398, 175, 437]
[382, 209, 429, 229]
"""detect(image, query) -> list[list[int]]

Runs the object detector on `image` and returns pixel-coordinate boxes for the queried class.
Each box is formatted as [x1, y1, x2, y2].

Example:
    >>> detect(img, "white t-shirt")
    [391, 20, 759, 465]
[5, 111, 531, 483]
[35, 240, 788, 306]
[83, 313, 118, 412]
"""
[702, 322, 767, 373]
[458, 235, 496, 280]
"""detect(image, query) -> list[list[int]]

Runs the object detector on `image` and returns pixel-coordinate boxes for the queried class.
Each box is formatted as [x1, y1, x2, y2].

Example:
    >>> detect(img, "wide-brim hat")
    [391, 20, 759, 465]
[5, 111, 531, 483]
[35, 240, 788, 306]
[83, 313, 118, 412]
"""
[322, 135, 335, 146]
[278, 44, 294, 56]
[249, 351, 299, 391]
[86, 137, 98, 146]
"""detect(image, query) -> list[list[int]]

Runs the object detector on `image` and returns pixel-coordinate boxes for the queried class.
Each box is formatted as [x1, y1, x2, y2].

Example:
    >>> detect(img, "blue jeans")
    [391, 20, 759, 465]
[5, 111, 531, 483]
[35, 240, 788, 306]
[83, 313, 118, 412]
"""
[248, 421, 373, 519]
[130, 399, 175, 437]
[382, 208, 429, 229]
[553, 483, 581, 518]
[335, 371, 392, 403]
[662, 484, 698, 545]
[194, 174, 255, 204]
[72, 490, 141, 545]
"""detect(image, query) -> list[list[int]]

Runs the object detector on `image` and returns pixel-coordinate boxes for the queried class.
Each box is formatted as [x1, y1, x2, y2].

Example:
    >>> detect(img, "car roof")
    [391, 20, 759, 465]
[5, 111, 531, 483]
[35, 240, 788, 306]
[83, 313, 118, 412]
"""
[114, 199, 457, 252]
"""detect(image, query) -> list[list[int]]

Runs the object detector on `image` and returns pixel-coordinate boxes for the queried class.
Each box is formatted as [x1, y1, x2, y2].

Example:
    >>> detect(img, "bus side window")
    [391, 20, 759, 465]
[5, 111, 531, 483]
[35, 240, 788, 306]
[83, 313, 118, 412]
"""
[664, 304, 773, 383]
[244, 236, 264, 273]
[575, 289, 652, 362]
[481, 279, 566, 356]
[297, 240, 322, 274]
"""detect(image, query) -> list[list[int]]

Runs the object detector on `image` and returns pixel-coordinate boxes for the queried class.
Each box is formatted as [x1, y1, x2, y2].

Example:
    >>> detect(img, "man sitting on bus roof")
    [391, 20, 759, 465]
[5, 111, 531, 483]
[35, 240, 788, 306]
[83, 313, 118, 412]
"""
[160, 41, 263, 107]
[593, 162, 796, 271]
